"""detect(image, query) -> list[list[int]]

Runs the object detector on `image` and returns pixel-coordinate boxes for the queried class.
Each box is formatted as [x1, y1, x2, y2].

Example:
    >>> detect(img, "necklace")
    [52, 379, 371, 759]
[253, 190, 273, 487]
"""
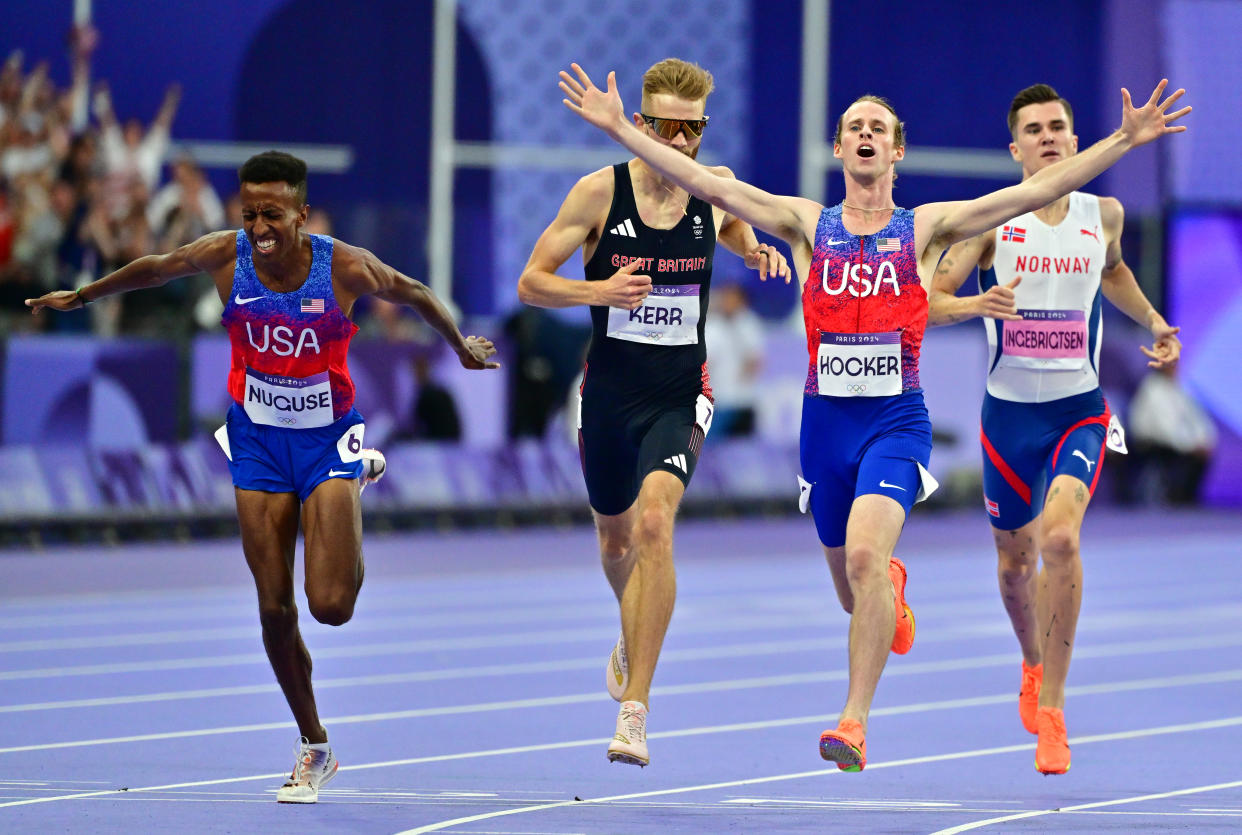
[655, 179, 689, 216]
[842, 203, 895, 213]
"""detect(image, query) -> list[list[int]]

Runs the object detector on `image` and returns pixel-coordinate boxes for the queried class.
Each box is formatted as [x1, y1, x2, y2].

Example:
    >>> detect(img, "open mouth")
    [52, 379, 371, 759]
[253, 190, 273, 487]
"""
[256, 237, 277, 255]
[858, 145, 876, 159]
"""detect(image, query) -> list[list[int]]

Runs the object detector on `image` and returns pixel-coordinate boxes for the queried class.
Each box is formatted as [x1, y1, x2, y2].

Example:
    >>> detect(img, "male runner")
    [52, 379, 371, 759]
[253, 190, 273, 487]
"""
[927, 84, 1182, 774]
[518, 58, 789, 767]
[560, 64, 1188, 770]
[26, 151, 499, 801]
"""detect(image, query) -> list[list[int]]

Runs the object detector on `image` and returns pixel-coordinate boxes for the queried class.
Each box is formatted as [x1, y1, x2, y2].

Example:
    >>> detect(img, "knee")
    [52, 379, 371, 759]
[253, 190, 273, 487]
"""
[307, 589, 356, 627]
[843, 542, 883, 590]
[1041, 524, 1079, 564]
[598, 529, 631, 568]
[997, 548, 1038, 586]
[258, 601, 298, 636]
[633, 505, 673, 555]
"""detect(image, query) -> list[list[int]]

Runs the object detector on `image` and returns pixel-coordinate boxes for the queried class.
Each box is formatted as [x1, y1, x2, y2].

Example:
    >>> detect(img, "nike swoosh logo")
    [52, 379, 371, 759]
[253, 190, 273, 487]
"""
[879, 480, 907, 491]
[234, 295, 263, 305]
[328, 469, 353, 477]
[826, 239, 849, 246]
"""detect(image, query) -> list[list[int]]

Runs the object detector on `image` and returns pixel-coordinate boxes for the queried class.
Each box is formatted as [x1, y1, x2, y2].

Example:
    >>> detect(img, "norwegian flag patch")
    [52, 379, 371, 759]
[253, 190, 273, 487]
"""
[985, 497, 1000, 517]
[1002, 225, 1026, 243]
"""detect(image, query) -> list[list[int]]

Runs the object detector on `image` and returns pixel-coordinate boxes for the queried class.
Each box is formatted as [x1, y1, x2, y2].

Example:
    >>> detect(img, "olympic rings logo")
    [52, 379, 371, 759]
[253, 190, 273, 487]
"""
[846, 384, 869, 393]
[279, 416, 297, 425]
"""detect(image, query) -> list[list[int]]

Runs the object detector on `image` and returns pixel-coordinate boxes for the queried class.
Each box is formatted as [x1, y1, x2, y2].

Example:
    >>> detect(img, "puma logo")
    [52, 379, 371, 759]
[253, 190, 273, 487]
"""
[1072, 449, 1095, 471]
[1080, 228, 1100, 242]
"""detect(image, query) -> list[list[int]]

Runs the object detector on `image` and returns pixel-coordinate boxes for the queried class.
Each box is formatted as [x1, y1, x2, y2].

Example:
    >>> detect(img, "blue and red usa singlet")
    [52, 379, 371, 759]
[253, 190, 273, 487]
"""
[222, 231, 359, 429]
[802, 205, 927, 396]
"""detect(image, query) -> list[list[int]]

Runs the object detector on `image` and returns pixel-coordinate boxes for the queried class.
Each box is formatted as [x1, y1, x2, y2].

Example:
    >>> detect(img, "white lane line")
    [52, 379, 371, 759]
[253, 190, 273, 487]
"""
[928, 780, 1242, 834]
[1, 708, 1239, 812]
[392, 716, 1242, 834]
[5, 600, 1239, 683]
[3, 666, 1240, 756]
[3, 631, 1240, 717]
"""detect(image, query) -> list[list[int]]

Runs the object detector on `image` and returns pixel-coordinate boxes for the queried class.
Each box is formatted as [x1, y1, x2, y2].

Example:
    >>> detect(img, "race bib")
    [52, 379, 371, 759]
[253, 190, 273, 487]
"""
[606, 285, 700, 346]
[816, 332, 902, 397]
[999, 309, 1088, 370]
[243, 368, 334, 428]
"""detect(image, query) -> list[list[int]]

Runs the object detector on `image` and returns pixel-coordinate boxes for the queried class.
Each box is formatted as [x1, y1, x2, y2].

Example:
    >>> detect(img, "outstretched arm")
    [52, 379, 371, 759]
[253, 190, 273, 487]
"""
[1098, 198, 1180, 368]
[25, 230, 235, 313]
[560, 64, 818, 252]
[919, 80, 1190, 257]
[717, 205, 792, 284]
[336, 243, 499, 370]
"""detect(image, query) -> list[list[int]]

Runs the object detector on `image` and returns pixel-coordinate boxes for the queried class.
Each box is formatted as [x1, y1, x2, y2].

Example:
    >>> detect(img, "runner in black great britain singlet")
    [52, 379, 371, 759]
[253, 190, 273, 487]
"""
[521, 58, 789, 768]
[579, 162, 717, 515]
[565, 62, 1189, 771]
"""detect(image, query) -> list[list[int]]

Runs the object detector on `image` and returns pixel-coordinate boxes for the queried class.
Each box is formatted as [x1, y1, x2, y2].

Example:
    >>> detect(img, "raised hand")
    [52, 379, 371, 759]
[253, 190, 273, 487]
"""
[1140, 321, 1181, 368]
[1119, 79, 1190, 148]
[597, 258, 652, 310]
[746, 242, 791, 283]
[559, 63, 626, 136]
[457, 335, 501, 370]
[977, 276, 1022, 321]
[26, 289, 85, 313]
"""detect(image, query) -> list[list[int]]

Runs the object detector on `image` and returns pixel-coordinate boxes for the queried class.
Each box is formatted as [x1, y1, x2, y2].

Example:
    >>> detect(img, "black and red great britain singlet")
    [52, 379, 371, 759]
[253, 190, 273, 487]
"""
[582, 163, 717, 409]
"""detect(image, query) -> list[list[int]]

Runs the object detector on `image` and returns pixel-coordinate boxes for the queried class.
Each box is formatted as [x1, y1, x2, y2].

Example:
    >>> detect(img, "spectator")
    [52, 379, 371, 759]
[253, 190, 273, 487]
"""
[94, 79, 179, 217]
[409, 354, 462, 441]
[1123, 363, 1217, 505]
[704, 279, 764, 437]
[147, 154, 224, 251]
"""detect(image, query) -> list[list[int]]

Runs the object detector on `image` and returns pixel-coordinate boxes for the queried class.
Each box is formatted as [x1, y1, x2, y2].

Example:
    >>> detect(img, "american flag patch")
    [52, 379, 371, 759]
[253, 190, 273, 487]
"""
[1002, 225, 1026, 243]
[985, 497, 1000, 517]
[300, 298, 324, 314]
[876, 237, 900, 252]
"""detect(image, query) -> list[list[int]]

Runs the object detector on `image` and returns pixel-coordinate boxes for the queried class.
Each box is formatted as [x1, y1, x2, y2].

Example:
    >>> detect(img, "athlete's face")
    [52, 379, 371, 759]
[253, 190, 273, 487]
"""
[833, 101, 904, 180]
[634, 93, 706, 159]
[1010, 101, 1077, 177]
[240, 181, 308, 261]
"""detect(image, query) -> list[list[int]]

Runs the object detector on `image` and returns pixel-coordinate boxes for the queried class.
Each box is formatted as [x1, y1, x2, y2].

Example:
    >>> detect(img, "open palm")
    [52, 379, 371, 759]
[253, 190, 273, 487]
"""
[559, 63, 626, 134]
[1120, 79, 1190, 148]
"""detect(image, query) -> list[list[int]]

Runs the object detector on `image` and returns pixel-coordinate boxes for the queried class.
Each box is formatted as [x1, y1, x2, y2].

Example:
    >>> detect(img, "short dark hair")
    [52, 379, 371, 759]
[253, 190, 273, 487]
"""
[238, 151, 308, 204]
[1008, 84, 1073, 137]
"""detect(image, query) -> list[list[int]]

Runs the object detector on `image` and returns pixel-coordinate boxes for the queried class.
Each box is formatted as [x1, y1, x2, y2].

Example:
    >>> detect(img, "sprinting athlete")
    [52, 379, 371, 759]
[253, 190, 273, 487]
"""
[560, 63, 1188, 770]
[927, 84, 1182, 774]
[26, 151, 499, 802]
[519, 58, 788, 768]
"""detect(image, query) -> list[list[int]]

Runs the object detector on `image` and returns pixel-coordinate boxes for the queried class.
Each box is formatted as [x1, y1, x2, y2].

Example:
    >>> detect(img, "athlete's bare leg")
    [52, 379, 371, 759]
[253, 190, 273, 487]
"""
[1034, 474, 1091, 709]
[236, 488, 327, 743]
[301, 476, 366, 625]
[594, 506, 637, 602]
[993, 515, 1044, 667]
[824, 494, 905, 730]
[615, 470, 685, 706]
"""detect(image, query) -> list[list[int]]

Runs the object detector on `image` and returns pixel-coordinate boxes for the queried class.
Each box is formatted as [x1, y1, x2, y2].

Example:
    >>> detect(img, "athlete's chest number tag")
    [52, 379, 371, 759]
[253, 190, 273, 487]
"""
[607, 284, 700, 346]
[817, 332, 902, 397]
[244, 368, 334, 428]
[1000, 309, 1088, 370]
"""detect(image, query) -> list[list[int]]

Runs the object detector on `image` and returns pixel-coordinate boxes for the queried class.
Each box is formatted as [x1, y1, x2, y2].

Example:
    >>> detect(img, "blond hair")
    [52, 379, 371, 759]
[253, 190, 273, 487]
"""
[641, 58, 715, 109]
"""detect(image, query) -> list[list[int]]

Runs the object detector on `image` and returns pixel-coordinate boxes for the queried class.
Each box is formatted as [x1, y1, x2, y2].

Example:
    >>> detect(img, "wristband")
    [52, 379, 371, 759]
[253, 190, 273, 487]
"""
[75, 288, 91, 305]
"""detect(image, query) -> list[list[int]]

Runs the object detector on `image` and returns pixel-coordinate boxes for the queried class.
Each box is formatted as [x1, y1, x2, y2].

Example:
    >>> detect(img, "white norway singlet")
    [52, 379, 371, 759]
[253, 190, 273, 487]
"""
[980, 191, 1107, 403]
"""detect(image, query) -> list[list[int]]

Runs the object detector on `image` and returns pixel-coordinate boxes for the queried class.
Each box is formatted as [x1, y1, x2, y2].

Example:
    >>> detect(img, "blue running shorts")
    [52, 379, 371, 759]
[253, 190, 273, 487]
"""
[980, 388, 1109, 530]
[217, 403, 367, 501]
[799, 389, 934, 548]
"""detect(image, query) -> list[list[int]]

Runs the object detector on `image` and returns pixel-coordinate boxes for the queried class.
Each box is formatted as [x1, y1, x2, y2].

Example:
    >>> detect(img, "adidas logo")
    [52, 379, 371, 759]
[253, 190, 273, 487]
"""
[663, 454, 688, 473]
[609, 218, 638, 237]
